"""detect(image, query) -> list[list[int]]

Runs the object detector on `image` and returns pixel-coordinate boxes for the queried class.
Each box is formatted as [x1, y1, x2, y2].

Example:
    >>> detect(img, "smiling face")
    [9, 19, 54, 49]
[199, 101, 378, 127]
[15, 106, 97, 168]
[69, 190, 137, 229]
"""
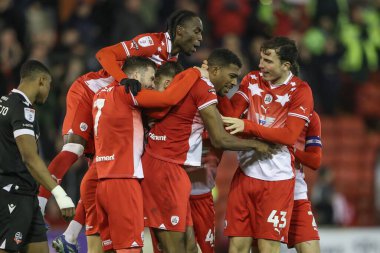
[173, 17, 203, 55]
[258, 49, 291, 84]
[209, 63, 241, 97]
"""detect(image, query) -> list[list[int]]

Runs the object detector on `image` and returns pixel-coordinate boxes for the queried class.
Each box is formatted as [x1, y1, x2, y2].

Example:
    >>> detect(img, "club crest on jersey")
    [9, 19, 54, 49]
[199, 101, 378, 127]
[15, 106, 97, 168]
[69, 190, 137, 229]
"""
[80, 122, 88, 132]
[264, 94, 273, 104]
[138, 36, 154, 47]
[171, 216, 179, 226]
[24, 108, 35, 122]
[14, 232, 22, 245]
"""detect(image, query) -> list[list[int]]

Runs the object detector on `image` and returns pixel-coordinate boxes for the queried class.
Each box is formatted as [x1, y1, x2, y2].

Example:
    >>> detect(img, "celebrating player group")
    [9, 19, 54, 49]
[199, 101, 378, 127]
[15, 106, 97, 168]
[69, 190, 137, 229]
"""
[0, 9, 322, 253]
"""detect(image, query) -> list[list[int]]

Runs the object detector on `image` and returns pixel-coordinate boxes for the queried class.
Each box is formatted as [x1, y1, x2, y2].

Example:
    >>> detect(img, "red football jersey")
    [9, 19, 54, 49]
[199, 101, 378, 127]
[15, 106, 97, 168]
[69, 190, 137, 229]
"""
[232, 71, 314, 181]
[145, 78, 218, 166]
[93, 86, 145, 179]
[93, 68, 202, 179]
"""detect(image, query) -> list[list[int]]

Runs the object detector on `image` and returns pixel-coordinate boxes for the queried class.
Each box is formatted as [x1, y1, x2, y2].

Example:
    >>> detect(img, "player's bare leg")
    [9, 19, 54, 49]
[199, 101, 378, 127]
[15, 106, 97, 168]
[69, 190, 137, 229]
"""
[257, 239, 280, 253]
[20, 241, 49, 253]
[185, 226, 198, 253]
[87, 234, 104, 253]
[228, 237, 252, 253]
[153, 229, 186, 253]
[295, 240, 320, 253]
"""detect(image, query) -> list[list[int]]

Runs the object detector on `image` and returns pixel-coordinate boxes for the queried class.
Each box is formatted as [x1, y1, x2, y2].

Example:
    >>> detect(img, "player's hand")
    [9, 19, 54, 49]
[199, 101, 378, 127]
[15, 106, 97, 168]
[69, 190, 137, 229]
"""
[51, 185, 76, 221]
[193, 66, 209, 79]
[222, 116, 244, 134]
[120, 78, 142, 96]
[202, 60, 208, 70]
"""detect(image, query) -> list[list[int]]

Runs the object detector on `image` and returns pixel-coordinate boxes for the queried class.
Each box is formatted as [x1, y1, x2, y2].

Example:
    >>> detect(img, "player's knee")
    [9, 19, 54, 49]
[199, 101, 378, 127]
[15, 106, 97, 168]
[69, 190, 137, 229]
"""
[295, 240, 320, 253]
[185, 242, 198, 253]
[229, 238, 251, 253]
[158, 232, 186, 253]
[258, 239, 280, 253]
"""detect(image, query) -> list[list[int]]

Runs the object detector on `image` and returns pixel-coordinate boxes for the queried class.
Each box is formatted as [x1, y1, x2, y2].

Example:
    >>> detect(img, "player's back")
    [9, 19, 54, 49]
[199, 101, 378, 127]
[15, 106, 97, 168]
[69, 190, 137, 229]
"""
[93, 85, 144, 179]
[145, 77, 217, 167]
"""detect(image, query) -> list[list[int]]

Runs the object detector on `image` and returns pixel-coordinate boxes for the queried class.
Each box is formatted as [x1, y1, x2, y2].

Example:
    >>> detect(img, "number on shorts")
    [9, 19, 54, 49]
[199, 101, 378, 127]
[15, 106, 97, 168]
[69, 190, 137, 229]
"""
[267, 210, 287, 228]
[205, 229, 215, 246]
[308, 211, 317, 228]
[93, 99, 105, 136]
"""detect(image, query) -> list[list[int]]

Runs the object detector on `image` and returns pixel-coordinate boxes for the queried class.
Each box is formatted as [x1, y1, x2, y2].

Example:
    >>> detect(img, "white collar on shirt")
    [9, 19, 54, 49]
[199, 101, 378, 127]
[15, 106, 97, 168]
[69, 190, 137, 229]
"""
[164, 32, 179, 58]
[11, 89, 32, 106]
[268, 71, 293, 89]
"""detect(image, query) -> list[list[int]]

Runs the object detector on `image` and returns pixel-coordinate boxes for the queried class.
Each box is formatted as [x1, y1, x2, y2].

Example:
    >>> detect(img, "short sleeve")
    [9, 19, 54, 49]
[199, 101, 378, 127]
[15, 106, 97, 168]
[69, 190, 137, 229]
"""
[192, 78, 218, 111]
[11, 104, 36, 138]
[235, 73, 251, 103]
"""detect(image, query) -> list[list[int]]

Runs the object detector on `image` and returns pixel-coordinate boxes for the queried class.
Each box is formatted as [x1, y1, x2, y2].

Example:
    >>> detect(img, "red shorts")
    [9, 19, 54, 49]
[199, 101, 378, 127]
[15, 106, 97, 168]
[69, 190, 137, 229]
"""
[62, 78, 94, 154]
[190, 192, 215, 253]
[141, 152, 192, 232]
[80, 162, 98, 235]
[96, 179, 144, 251]
[287, 199, 320, 248]
[224, 168, 294, 243]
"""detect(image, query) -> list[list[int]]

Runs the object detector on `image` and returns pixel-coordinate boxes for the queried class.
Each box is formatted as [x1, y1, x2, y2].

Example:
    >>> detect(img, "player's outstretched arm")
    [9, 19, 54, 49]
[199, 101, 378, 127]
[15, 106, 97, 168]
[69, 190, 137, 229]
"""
[96, 43, 130, 83]
[200, 104, 272, 155]
[222, 116, 306, 146]
[16, 135, 75, 220]
[135, 68, 201, 108]
[217, 94, 248, 118]
[96, 35, 158, 83]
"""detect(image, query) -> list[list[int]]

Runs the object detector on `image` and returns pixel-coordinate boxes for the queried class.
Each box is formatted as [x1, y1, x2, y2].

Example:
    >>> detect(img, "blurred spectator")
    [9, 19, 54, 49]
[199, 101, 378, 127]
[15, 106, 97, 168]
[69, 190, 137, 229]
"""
[356, 72, 380, 132]
[0, 28, 23, 92]
[312, 166, 355, 226]
[207, 0, 251, 40]
[311, 167, 335, 225]
[111, 0, 149, 43]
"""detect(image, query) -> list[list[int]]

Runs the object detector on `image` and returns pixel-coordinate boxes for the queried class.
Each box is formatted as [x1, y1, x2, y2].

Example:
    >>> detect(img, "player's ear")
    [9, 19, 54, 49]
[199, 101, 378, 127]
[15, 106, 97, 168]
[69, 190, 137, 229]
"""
[282, 61, 291, 71]
[163, 79, 171, 89]
[176, 25, 184, 37]
[209, 66, 220, 77]
[39, 75, 47, 87]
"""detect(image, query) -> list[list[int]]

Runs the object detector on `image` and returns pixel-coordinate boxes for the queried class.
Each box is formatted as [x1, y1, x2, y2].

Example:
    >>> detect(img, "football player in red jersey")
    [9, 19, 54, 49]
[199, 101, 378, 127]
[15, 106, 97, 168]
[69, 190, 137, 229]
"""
[219, 37, 314, 253]
[147, 63, 221, 253]
[93, 57, 207, 253]
[43, 10, 203, 253]
[252, 112, 322, 253]
[96, 10, 203, 87]
[142, 49, 273, 253]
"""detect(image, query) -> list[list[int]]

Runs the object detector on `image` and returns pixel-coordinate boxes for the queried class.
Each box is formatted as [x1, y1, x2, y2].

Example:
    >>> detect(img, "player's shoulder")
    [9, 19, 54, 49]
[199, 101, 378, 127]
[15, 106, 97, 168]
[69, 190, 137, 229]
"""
[199, 77, 215, 88]
[310, 111, 321, 125]
[190, 77, 216, 95]
[289, 76, 311, 90]
[6, 91, 32, 110]
[243, 71, 261, 83]
[133, 32, 163, 48]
